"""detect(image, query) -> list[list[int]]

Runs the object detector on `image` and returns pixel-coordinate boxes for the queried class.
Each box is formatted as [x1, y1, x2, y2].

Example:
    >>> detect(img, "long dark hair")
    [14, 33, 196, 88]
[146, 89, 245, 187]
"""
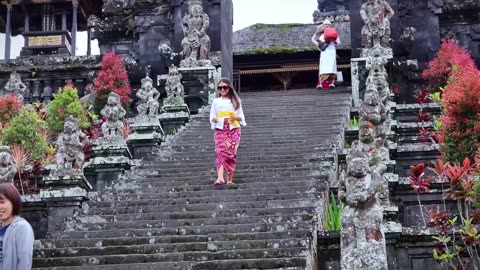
[219, 78, 241, 110]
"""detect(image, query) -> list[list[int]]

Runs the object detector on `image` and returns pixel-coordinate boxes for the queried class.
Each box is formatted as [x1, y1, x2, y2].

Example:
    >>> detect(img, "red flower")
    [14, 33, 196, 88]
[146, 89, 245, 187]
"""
[423, 39, 477, 93]
[89, 52, 132, 105]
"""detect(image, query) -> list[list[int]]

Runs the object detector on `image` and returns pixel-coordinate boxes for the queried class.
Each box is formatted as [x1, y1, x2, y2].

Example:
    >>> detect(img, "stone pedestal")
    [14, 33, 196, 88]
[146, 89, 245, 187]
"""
[23, 175, 91, 238]
[158, 105, 190, 135]
[178, 66, 216, 113]
[85, 138, 132, 191]
[127, 116, 164, 159]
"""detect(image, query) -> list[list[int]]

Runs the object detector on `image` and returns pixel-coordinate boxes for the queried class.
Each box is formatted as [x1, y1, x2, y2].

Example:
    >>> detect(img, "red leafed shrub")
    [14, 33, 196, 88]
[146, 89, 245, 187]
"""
[423, 39, 477, 93]
[0, 94, 21, 124]
[89, 52, 132, 114]
[440, 68, 480, 163]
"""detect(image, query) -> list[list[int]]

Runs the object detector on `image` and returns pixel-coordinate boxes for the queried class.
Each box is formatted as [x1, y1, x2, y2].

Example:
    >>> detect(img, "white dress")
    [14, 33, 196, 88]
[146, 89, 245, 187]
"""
[312, 33, 340, 75]
[209, 98, 247, 130]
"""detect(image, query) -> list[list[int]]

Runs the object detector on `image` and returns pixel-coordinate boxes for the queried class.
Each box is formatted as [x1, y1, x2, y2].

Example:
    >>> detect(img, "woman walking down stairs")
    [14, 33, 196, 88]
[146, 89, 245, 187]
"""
[33, 89, 352, 270]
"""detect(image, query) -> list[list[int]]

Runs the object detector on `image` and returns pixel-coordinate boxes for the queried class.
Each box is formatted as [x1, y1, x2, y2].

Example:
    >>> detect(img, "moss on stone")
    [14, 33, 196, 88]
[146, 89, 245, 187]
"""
[253, 23, 309, 30]
[234, 46, 317, 56]
[444, 0, 480, 10]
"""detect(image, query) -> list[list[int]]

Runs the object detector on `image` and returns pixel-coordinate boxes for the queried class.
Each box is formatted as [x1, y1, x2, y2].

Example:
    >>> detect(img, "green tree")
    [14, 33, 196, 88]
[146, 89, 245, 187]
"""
[46, 84, 90, 134]
[2, 106, 52, 160]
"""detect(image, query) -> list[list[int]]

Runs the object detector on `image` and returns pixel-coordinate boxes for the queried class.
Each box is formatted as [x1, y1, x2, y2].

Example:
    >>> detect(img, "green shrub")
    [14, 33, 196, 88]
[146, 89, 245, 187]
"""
[2, 106, 52, 160]
[46, 84, 90, 134]
[325, 192, 343, 230]
[348, 116, 360, 127]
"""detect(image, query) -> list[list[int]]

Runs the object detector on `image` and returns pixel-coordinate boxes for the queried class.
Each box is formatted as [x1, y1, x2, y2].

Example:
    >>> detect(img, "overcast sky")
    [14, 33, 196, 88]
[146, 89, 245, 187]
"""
[0, 0, 317, 59]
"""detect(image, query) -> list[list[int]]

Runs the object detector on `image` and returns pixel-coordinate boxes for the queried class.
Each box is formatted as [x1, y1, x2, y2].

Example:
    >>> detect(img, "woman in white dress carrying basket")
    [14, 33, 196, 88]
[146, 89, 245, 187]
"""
[311, 19, 340, 89]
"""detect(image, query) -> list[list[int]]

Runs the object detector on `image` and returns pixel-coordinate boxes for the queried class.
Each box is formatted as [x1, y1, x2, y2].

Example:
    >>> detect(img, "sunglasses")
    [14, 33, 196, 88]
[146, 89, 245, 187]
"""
[217, 86, 229, 91]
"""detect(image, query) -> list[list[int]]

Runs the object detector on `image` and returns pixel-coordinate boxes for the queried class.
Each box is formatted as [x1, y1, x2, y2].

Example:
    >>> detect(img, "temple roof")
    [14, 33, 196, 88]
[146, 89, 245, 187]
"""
[233, 22, 351, 55]
[0, 0, 103, 35]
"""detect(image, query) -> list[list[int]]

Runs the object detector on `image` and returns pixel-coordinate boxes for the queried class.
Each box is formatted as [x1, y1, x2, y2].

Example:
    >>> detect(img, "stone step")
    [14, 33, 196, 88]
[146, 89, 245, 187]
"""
[38, 230, 310, 249]
[93, 186, 319, 201]
[146, 151, 335, 163]
[172, 129, 343, 139]
[138, 159, 331, 171]
[135, 177, 324, 188]
[142, 152, 335, 165]
[51, 220, 314, 239]
[35, 237, 308, 258]
[156, 140, 338, 150]
[88, 192, 320, 209]
[34, 257, 307, 270]
[61, 213, 314, 232]
[33, 247, 307, 267]
[137, 167, 326, 179]
[84, 198, 316, 216]
[108, 180, 320, 194]
[73, 206, 316, 224]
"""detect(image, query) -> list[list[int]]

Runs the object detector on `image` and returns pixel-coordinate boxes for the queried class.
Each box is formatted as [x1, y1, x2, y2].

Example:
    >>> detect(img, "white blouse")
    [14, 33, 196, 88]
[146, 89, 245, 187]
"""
[209, 97, 247, 130]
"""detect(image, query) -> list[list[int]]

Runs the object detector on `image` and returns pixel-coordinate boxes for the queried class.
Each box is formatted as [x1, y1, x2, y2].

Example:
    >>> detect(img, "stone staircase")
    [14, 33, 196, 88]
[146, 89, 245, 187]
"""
[33, 89, 352, 270]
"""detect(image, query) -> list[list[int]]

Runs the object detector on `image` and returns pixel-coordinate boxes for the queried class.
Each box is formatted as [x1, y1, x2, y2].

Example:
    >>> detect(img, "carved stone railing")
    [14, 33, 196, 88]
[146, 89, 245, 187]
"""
[0, 55, 103, 103]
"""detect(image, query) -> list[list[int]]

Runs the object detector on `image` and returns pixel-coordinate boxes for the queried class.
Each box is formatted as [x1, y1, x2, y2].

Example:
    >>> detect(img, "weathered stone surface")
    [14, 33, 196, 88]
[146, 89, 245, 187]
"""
[180, 0, 212, 68]
[51, 116, 89, 178]
[3, 71, 27, 102]
[178, 66, 215, 113]
[0, 146, 17, 183]
[136, 72, 161, 117]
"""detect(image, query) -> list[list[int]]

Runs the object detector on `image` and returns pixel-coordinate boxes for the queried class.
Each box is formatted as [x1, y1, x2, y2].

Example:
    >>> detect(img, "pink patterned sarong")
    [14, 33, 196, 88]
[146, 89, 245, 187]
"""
[214, 119, 241, 174]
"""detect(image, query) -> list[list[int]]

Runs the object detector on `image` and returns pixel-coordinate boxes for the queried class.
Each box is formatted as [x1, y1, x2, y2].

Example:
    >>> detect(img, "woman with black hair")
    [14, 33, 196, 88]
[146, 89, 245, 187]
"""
[0, 183, 34, 270]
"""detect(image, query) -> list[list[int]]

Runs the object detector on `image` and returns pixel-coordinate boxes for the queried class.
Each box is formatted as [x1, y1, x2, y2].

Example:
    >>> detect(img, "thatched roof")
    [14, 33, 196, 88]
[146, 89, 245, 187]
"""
[233, 22, 351, 55]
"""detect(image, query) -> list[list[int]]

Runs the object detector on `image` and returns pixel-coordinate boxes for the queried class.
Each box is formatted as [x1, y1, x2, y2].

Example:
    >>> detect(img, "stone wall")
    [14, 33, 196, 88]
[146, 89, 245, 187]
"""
[97, 0, 233, 85]
[347, 0, 480, 103]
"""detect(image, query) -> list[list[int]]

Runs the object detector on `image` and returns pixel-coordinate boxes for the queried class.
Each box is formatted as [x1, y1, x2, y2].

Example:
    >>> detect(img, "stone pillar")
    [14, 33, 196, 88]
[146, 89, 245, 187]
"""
[5, 4, 12, 60]
[71, 0, 78, 56]
[171, 0, 184, 52]
[220, 0, 233, 80]
[62, 11, 67, 30]
[87, 30, 91, 56]
[24, 10, 29, 32]
[341, 1, 395, 269]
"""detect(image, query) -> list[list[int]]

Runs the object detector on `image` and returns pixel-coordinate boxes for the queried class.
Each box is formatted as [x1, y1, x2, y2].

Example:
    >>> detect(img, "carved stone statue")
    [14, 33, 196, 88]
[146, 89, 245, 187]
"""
[359, 87, 382, 125]
[180, 0, 212, 67]
[54, 116, 89, 177]
[339, 149, 388, 270]
[4, 72, 27, 103]
[163, 65, 187, 107]
[101, 92, 126, 138]
[0, 146, 17, 183]
[360, 0, 394, 48]
[136, 75, 160, 117]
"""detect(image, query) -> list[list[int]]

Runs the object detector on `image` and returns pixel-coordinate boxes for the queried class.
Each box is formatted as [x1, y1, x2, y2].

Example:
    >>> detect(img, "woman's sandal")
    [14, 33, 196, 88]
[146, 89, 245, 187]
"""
[213, 179, 225, 186]
[226, 181, 235, 185]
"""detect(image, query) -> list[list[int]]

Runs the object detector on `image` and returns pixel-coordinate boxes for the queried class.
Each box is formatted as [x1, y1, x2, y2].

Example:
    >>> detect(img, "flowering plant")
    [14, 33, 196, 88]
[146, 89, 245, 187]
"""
[88, 52, 132, 114]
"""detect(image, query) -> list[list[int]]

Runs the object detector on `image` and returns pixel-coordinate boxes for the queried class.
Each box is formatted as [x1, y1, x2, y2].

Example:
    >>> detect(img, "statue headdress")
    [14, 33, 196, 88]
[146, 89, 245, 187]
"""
[188, 0, 203, 7]
[108, 92, 121, 105]
[141, 75, 153, 85]
[0, 146, 12, 156]
[168, 64, 179, 76]
[9, 71, 21, 81]
[65, 115, 80, 129]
